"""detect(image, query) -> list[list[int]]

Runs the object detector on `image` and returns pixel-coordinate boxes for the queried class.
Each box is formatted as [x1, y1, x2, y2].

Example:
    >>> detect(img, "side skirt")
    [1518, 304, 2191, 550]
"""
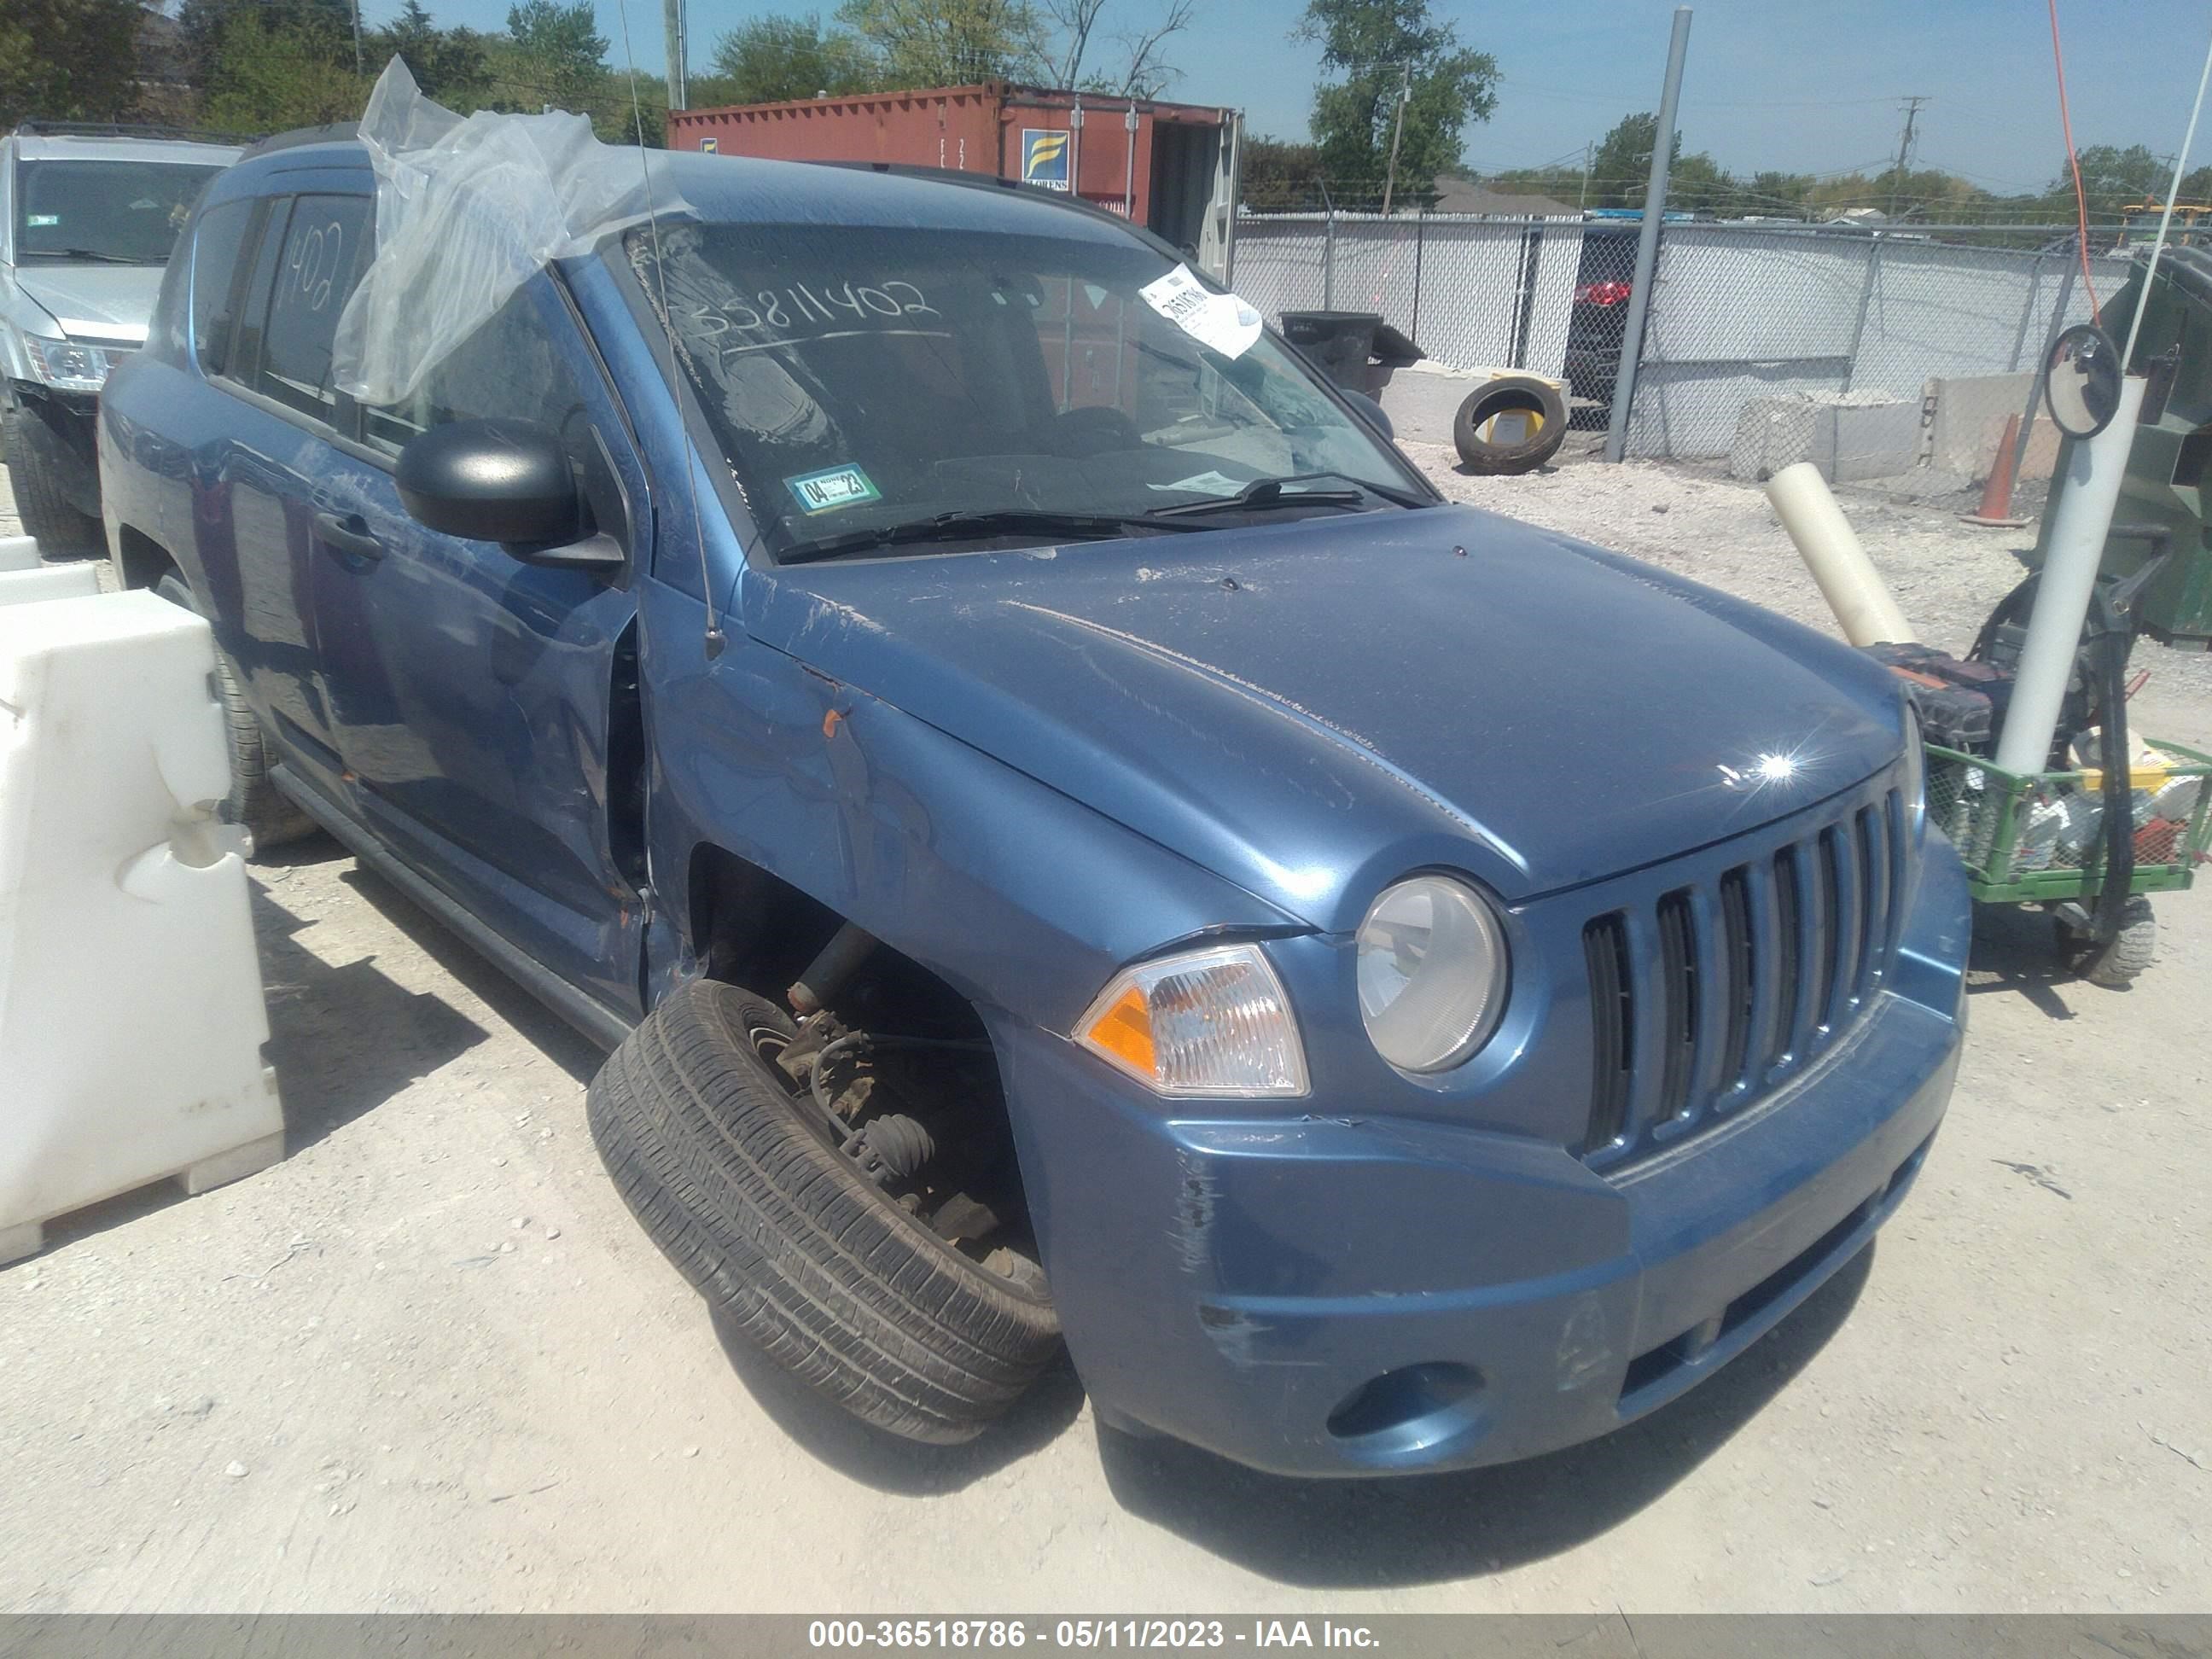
[271, 764, 637, 1054]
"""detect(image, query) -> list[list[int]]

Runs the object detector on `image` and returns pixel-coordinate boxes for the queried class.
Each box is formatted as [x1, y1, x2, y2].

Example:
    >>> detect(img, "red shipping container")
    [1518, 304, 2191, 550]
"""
[666, 82, 1244, 282]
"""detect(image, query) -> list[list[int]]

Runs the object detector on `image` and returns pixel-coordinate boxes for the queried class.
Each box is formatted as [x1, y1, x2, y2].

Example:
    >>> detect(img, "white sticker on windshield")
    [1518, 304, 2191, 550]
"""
[1148, 469, 1245, 495]
[786, 463, 881, 514]
[1138, 265, 1262, 361]
[26, 214, 58, 227]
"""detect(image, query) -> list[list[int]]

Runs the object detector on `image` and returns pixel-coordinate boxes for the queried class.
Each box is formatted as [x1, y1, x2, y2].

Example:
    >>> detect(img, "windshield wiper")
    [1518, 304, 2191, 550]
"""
[778, 507, 1200, 565]
[1144, 471, 1427, 518]
[23, 247, 155, 265]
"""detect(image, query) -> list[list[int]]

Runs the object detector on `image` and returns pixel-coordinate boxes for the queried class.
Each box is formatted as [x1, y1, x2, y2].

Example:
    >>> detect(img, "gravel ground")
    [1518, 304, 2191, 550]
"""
[2, 455, 2209, 1615]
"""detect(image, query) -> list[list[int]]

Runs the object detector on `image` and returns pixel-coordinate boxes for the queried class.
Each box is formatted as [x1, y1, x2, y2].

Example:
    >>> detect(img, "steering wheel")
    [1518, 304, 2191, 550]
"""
[1045, 405, 1143, 457]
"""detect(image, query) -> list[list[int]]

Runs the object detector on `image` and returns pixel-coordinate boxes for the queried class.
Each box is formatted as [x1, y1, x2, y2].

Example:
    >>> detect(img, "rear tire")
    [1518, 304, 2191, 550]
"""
[154, 570, 317, 853]
[3, 405, 100, 554]
[1453, 375, 1570, 475]
[588, 980, 1062, 1444]
[2058, 895, 2157, 988]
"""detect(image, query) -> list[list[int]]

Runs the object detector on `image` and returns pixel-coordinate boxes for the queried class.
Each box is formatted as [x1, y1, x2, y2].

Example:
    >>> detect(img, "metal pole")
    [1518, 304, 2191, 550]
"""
[662, 0, 687, 108]
[2010, 253, 2079, 489]
[1123, 101, 1137, 219]
[1071, 97, 1085, 207]
[1381, 62, 1412, 218]
[1322, 183, 1336, 309]
[1604, 6, 1692, 463]
[1409, 204, 1426, 345]
[1842, 234, 1883, 392]
[2007, 251, 2046, 373]
[352, 0, 363, 77]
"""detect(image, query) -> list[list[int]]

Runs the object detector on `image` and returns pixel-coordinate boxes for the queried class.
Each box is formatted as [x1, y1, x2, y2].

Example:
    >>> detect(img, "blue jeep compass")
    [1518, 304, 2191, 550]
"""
[97, 98, 1970, 1476]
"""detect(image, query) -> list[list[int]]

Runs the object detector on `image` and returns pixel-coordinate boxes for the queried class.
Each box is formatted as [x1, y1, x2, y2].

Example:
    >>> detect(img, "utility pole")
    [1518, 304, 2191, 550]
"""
[663, 0, 688, 110]
[1887, 95, 1929, 218]
[1604, 5, 1691, 464]
[1579, 141, 1592, 209]
[351, 0, 363, 77]
[1380, 62, 1412, 216]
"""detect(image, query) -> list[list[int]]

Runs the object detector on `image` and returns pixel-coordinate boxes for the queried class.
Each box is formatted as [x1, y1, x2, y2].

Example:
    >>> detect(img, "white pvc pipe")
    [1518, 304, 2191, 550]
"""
[1766, 462, 1919, 647]
[1992, 374, 2150, 777]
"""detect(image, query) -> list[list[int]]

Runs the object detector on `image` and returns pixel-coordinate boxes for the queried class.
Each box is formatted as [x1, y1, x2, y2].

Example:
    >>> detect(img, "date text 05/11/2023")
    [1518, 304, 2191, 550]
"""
[805, 1621, 1382, 1650]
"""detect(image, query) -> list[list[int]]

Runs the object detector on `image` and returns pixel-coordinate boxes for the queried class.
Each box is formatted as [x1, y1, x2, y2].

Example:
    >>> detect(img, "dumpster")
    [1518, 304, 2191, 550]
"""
[2031, 241, 2212, 647]
[1278, 310, 1382, 395]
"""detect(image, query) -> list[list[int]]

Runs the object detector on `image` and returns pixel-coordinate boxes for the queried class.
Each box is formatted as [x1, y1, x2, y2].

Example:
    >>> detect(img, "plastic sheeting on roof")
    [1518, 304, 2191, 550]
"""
[332, 58, 690, 406]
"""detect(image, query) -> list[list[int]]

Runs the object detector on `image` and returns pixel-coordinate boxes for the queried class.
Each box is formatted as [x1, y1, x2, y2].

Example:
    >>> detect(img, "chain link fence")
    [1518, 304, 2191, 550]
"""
[1231, 210, 2133, 481]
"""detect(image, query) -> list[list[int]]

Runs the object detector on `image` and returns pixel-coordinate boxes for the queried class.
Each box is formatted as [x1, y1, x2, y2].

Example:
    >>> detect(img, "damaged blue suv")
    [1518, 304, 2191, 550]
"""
[98, 85, 1969, 1476]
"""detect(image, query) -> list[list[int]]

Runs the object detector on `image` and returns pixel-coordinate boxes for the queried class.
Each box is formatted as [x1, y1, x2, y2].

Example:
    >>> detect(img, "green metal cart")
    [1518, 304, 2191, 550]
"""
[1927, 738, 2212, 984]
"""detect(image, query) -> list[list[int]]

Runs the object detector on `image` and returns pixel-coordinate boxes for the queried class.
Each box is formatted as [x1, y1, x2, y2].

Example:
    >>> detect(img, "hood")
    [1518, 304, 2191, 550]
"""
[742, 504, 1906, 931]
[10, 265, 163, 343]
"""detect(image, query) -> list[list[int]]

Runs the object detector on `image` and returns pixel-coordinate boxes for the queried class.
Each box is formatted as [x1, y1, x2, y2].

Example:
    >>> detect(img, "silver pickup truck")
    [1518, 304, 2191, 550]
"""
[2, 124, 238, 550]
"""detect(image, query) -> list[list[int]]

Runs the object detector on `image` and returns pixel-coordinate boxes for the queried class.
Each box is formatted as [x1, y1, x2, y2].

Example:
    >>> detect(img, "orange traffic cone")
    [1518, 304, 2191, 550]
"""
[1960, 412, 2031, 528]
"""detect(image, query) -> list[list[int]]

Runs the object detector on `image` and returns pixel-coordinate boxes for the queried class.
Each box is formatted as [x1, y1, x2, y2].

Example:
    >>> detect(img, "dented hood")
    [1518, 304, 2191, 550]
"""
[743, 504, 1906, 930]
[10, 265, 162, 342]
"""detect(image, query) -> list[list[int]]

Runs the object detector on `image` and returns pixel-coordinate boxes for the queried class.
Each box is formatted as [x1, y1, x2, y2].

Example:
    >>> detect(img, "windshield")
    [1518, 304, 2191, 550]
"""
[627, 219, 1424, 556]
[15, 160, 224, 265]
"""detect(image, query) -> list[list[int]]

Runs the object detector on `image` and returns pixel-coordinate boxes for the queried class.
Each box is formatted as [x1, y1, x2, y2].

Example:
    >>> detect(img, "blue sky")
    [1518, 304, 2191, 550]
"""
[403, 0, 2212, 192]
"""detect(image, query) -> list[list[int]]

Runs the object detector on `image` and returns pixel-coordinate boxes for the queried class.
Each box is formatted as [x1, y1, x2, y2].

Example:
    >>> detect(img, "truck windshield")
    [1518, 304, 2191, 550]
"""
[15, 160, 224, 265]
[626, 219, 1425, 557]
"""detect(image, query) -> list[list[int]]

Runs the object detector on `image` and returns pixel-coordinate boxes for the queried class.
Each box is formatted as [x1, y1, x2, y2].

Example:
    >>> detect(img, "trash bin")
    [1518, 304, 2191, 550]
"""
[1278, 310, 1383, 394]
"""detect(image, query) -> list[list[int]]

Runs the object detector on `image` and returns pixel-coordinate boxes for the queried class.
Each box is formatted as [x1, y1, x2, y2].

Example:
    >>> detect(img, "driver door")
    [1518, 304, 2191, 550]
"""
[311, 276, 652, 1022]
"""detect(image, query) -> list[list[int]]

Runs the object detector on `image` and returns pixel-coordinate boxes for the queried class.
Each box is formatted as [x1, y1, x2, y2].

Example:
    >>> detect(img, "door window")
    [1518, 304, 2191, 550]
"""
[189, 199, 257, 375]
[358, 284, 591, 457]
[253, 195, 370, 425]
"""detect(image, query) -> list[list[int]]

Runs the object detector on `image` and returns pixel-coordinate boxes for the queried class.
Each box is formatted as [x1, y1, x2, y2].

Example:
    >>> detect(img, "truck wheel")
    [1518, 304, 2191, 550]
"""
[2058, 895, 2157, 988]
[1453, 376, 1569, 475]
[588, 980, 1062, 1444]
[154, 571, 317, 853]
[3, 406, 100, 554]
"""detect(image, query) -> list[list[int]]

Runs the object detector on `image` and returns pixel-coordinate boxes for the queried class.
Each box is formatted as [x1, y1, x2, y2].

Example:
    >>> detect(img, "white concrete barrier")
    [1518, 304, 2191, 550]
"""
[0, 591, 282, 1266]
[0, 563, 101, 608]
[0, 536, 39, 573]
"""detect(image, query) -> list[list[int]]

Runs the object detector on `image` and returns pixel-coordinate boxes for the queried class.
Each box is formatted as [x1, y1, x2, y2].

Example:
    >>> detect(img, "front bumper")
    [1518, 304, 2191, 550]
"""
[994, 847, 1969, 1477]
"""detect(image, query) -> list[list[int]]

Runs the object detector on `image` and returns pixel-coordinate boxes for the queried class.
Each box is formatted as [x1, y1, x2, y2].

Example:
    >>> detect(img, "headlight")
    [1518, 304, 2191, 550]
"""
[1356, 876, 1509, 1073]
[1075, 941, 1307, 1097]
[1899, 701, 1926, 827]
[20, 332, 115, 393]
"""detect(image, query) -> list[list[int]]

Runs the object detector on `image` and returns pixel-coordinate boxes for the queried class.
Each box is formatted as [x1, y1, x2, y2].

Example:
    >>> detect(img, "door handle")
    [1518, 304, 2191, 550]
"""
[314, 510, 384, 562]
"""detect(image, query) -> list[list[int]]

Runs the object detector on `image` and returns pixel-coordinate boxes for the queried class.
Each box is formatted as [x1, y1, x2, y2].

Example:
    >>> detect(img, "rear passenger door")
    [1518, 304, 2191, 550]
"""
[193, 193, 373, 780]
[314, 276, 651, 1022]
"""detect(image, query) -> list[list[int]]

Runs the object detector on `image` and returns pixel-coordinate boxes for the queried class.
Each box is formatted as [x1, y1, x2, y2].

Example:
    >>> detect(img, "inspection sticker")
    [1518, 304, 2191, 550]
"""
[1138, 265, 1262, 360]
[785, 464, 881, 514]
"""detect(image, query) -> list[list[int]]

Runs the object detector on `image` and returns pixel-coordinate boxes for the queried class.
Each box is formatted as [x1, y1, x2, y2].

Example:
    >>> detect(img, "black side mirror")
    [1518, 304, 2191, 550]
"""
[1347, 391, 1394, 441]
[397, 419, 620, 571]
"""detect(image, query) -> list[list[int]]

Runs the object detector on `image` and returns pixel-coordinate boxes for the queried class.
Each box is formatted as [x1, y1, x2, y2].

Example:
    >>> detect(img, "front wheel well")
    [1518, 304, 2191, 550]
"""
[113, 522, 178, 592]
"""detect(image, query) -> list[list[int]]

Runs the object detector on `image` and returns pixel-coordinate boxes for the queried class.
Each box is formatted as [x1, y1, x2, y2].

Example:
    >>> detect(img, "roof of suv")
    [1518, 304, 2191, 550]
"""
[219, 132, 1155, 251]
[9, 131, 245, 166]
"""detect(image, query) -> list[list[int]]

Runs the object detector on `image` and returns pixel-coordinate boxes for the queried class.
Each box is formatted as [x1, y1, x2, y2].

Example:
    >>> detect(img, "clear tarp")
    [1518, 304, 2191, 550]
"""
[333, 59, 689, 406]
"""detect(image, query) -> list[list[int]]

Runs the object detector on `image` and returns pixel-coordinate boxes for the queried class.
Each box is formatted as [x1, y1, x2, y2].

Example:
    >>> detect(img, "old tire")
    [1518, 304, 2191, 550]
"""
[154, 570, 317, 853]
[1453, 375, 1569, 475]
[3, 405, 100, 554]
[587, 980, 1062, 1444]
[2061, 895, 2157, 988]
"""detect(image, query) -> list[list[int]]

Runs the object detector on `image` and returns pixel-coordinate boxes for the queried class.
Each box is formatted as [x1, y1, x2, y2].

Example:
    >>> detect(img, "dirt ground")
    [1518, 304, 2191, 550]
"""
[2, 451, 2209, 1615]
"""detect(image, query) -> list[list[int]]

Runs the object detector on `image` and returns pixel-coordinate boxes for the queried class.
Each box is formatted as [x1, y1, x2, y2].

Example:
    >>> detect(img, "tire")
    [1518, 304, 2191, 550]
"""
[588, 980, 1062, 1444]
[1453, 375, 1570, 475]
[3, 405, 101, 554]
[2058, 895, 2157, 988]
[154, 570, 317, 853]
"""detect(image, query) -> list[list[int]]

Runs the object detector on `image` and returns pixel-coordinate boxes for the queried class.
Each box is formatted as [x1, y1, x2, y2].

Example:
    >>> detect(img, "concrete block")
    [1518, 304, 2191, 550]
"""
[1928, 372, 2061, 481]
[0, 591, 282, 1263]
[0, 537, 38, 573]
[1728, 392, 1918, 483]
[0, 563, 102, 608]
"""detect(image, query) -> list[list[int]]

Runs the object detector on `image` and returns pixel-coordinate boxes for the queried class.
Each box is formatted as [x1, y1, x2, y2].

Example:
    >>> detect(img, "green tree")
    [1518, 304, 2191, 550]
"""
[708, 13, 876, 102]
[1240, 135, 1324, 210]
[203, 9, 370, 131]
[0, 0, 141, 125]
[835, 0, 1045, 87]
[1294, 0, 1497, 201]
[497, 0, 610, 114]
[2052, 143, 2167, 213]
[1037, 0, 1193, 97]
[371, 0, 491, 102]
[178, 0, 352, 88]
[1587, 111, 1678, 209]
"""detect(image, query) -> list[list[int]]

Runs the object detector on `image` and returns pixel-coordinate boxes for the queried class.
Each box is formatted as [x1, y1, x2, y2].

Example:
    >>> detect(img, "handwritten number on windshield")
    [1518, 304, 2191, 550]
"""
[680, 280, 942, 342]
